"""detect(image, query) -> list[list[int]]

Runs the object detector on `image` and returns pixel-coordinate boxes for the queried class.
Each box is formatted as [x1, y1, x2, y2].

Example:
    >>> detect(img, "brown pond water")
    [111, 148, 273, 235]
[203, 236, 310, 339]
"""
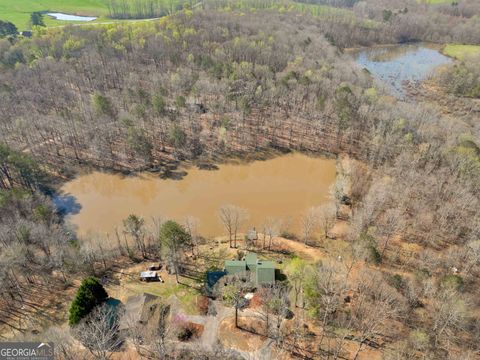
[58, 153, 336, 237]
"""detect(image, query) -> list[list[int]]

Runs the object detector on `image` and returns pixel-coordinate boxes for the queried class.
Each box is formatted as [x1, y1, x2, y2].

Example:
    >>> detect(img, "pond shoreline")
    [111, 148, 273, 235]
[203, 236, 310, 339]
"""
[56, 151, 339, 238]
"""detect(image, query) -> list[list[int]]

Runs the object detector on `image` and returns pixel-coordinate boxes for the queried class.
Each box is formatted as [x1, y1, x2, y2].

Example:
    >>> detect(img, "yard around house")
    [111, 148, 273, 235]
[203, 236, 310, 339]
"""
[104, 262, 203, 315]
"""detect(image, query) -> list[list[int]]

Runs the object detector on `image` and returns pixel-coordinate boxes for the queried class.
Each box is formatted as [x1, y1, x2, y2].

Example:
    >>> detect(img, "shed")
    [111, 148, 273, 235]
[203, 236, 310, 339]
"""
[140, 271, 158, 282]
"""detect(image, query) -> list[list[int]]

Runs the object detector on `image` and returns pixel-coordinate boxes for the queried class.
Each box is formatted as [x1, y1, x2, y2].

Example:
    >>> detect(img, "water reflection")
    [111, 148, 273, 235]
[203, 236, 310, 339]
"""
[60, 153, 336, 237]
[354, 43, 452, 98]
[53, 193, 82, 216]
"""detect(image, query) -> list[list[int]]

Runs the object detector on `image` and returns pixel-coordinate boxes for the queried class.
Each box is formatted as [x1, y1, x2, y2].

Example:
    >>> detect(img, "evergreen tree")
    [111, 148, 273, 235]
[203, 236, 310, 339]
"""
[0, 20, 17, 38]
[69, 277, 108, 325]
[30, 12, 45, 27]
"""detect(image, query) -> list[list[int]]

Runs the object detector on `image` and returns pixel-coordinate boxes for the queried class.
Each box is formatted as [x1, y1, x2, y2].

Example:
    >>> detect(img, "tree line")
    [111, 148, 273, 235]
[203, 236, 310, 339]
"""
[106, 0, 190, 19]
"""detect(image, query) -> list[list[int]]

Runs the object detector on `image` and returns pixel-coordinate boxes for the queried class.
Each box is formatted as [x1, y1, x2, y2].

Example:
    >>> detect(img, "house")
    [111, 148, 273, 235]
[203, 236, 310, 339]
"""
[224, 253, 275, 286]
[119, 293, 170, 333]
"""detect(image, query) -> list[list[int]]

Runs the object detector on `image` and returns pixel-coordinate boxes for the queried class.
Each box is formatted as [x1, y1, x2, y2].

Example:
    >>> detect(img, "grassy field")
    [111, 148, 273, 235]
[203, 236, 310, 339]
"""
[0, 0, 112, 30]
[0, 0, 185, 30]
[443, 44, 480, 60]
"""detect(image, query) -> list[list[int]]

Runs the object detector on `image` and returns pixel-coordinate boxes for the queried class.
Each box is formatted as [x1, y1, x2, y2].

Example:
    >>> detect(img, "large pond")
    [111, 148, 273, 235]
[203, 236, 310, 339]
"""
[47, 13, 97, 22]
[57, 153, 336, 237]
[353, 43, 452, 98]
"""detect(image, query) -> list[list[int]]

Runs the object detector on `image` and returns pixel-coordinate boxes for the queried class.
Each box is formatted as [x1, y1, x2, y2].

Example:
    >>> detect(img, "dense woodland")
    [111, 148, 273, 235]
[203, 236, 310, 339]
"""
[0, 0, 479, 359]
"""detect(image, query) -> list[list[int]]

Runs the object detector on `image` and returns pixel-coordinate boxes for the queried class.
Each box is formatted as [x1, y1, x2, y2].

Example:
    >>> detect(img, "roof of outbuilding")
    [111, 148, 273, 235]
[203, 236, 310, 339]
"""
[119, 293, 158, 331]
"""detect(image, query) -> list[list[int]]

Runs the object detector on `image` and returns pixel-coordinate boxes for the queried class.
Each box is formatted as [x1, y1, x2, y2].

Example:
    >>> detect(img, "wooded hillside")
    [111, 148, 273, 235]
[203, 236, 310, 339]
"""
[0, 4, 479, 359]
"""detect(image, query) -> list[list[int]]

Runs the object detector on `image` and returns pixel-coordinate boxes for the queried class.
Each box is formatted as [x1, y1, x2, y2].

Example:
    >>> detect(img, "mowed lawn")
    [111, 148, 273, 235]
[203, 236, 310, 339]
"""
[0, 0, 109, 30]
[443, 44, 480, 60]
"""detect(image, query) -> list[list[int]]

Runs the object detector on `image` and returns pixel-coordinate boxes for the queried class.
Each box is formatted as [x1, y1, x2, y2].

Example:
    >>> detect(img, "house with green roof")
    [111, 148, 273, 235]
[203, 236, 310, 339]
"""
[224, 253, 275, 285]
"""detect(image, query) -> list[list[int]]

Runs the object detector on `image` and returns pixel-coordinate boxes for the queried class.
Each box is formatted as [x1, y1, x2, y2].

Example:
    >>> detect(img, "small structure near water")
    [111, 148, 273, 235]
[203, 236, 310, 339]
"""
[140, 270, 162, 282]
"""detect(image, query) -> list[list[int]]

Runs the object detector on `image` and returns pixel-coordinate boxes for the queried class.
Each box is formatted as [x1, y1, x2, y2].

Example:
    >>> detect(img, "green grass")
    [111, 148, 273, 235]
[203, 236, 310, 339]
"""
[443, 44, 480, 60]
[115, 276, 203, 315]
[0, 0, 186, 31]
[0, 0, 110, 30]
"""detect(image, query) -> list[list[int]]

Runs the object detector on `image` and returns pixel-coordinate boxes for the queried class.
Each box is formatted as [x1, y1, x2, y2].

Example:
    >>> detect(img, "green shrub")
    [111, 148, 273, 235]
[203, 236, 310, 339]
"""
[367, 244, 382, 265]
[280, 231, 296, 240]
[388, 274, 404, 290]
[69, 277, 108, 325]
[409, 329, 429, 351]
[440, 274, 464, 291]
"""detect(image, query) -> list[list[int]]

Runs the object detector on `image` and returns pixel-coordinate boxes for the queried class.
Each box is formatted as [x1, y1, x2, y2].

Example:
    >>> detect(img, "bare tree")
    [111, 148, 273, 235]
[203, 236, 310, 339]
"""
[72, 304, 123, 360]
[123, 214, 147, 258]
[256, 284, 290, 344]
[317, 203, 337, 240]
[431, 288, 469, 346]
[263, 217, 281, 250]
[184, 216, 199, 256]
[220, 274, 253, 328]
[349, 270, 406, 360]
[218, 205, 248, 248]
[465, 240, 480, 275]
[301, 207, 318, 246]
[378, 208, 403, 257]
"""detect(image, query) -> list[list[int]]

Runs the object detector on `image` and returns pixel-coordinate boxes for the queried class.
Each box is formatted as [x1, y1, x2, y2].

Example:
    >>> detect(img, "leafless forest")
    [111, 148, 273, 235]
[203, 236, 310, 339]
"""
[0, 1, 479, 359]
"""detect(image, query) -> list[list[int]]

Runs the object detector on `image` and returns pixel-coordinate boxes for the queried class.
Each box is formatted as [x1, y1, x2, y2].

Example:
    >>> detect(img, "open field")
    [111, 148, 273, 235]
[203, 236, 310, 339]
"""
[0, 0, 109, 30]
[0, 0, 185, 30]
[442, 44, 480, 60]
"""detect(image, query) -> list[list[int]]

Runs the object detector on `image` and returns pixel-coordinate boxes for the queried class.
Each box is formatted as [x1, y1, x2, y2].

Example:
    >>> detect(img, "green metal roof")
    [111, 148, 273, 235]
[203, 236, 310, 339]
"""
[256, 261, 275, 285]
[224, 255, 276, 285]
[225, 260, 246, 275]
[245, 253, 257, 266]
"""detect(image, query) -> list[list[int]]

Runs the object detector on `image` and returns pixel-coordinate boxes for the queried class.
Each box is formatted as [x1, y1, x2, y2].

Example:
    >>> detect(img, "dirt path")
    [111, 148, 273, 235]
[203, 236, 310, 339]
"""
[272, 236, 326, 262]
[181, 303, 276, 359]
[180, 301, 232, 351]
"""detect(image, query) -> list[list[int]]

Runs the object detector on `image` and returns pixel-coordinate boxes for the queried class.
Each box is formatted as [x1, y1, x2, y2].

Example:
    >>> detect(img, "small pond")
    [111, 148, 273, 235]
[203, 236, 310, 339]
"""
[353, 43, 452, 98]
[57, 153, 336, 237]
[47, 13, 97, 22]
